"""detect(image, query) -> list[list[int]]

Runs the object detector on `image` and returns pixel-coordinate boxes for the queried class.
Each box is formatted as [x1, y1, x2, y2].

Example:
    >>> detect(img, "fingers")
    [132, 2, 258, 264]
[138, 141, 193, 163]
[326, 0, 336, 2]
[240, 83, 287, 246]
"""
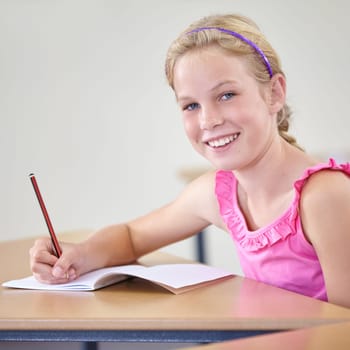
[32, 262, 70, 284]
[52, 261, 76, 280]
[29, 237, 77, 284]
[30, 237, 57, 269]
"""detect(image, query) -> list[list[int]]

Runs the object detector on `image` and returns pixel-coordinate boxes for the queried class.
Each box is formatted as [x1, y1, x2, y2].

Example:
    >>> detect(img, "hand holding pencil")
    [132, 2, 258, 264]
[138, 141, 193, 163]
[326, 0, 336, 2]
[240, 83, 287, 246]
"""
[29, 173, 62, 258]
[29, 174, 78, 283]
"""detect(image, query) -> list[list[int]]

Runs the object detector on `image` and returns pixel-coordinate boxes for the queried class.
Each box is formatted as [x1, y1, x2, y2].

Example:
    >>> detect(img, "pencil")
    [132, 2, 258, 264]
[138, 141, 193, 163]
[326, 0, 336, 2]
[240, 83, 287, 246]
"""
[29, 173, 62, 258]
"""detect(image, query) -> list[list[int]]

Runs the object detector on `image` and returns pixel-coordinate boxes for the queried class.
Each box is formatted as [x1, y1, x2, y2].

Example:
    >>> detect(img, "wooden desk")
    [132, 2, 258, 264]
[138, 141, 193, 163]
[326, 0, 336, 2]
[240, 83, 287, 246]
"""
[1, 231, 350, 345]
[182, 322, 350, 350]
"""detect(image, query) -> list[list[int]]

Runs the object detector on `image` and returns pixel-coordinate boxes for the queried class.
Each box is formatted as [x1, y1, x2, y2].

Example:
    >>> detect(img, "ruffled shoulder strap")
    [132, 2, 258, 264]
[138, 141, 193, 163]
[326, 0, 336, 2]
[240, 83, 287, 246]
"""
[215, 170, 237, 217]
[293, 158, 350, 199]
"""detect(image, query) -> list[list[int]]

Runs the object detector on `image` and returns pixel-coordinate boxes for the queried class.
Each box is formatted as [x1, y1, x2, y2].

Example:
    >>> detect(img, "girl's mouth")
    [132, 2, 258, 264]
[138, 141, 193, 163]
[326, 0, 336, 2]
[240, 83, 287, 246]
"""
[206, 133, 240, 148]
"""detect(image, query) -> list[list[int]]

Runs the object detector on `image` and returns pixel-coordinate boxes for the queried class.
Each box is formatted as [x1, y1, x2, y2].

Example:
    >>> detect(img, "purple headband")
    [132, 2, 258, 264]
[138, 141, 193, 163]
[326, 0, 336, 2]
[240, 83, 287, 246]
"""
[188, 26, 273, 78]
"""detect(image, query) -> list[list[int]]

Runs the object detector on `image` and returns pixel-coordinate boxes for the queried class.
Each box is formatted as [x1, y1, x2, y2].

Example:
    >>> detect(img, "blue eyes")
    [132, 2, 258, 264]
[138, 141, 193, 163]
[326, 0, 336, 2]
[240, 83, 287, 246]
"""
[221, 92, 235, 101]
[183, 92, 235, 111]
[184, 103, 200, 111]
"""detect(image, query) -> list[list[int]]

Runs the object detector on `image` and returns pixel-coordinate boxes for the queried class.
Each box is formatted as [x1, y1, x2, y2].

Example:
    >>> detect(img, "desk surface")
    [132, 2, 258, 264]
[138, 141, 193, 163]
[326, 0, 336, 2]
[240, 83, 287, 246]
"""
[1, 231, 350, 343]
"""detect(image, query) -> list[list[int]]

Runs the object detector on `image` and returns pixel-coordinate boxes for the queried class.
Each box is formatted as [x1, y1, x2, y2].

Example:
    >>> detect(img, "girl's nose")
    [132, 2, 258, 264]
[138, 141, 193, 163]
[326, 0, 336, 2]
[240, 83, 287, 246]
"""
[199, 107, 224, 130]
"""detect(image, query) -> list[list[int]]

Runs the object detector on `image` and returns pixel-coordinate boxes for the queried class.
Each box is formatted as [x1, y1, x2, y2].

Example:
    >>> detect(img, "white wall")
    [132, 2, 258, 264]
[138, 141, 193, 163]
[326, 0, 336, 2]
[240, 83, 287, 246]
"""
[1, 0, 349, 274]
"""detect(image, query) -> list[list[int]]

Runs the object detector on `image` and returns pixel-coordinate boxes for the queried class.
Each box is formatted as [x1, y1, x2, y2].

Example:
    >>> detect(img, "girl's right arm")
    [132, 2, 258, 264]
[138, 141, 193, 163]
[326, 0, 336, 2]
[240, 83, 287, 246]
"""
[29, 223, 138, 284]
[30, 170, 225, 284]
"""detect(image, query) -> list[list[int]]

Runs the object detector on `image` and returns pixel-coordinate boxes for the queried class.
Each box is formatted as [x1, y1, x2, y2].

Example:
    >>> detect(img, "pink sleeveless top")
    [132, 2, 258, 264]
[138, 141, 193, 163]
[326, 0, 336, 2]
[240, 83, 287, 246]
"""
[215, 159, 350, 301]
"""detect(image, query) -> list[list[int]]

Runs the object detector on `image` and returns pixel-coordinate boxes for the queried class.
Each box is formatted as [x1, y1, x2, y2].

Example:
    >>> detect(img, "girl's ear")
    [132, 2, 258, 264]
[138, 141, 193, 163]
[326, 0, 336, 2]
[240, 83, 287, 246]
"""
[268, 73, 286, 114]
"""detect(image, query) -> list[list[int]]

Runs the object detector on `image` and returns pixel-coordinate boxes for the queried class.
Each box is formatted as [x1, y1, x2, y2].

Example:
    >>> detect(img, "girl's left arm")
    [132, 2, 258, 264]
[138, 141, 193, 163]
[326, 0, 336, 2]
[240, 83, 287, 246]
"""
[300, 169, 350, 308]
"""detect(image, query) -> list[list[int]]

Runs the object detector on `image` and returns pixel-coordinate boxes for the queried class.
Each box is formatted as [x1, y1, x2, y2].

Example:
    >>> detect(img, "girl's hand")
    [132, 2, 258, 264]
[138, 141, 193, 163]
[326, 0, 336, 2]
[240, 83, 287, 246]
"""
[29, 237, 85, 284]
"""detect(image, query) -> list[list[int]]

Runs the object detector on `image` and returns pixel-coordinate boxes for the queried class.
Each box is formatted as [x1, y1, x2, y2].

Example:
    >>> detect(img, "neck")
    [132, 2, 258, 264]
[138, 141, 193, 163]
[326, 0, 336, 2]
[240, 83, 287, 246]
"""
[233, 138, 302, 198]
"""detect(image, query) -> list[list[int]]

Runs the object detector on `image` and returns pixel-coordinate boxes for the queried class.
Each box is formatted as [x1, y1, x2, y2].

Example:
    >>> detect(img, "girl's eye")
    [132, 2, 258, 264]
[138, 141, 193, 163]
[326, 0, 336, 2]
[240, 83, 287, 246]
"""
[221, 92, 235, 101]
[183, 102, 200, 111]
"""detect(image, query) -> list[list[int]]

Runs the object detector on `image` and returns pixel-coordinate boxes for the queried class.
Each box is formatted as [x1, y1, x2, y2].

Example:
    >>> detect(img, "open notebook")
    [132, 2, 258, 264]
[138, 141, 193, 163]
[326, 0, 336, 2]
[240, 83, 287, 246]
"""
[2, 263, 234, 294]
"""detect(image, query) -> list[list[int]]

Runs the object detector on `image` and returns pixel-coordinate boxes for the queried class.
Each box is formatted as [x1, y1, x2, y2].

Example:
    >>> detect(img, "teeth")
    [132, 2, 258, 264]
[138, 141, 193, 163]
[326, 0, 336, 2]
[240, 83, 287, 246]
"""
[208, 134, 238, 148]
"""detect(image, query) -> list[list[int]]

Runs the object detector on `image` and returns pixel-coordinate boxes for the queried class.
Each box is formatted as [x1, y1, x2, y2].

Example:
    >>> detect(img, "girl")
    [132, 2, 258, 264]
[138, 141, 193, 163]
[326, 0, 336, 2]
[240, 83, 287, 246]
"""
[30, 14, 350, 308]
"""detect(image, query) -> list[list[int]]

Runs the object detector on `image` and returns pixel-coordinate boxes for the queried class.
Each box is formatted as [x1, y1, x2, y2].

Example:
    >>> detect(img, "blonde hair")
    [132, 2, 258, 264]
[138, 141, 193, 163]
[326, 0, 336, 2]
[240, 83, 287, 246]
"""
[165, 14, 302, 150]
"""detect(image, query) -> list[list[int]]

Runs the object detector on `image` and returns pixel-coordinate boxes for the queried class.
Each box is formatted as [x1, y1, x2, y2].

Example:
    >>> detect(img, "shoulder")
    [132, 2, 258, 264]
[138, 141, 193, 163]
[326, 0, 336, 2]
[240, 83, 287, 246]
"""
[300, 169, 350, 207]
[186, 169, 234, 204]
[182, 169, 217, 192]
[176, 169, 228, 229]
[179, 169, 218, 209]
[300, 169, 350, 242]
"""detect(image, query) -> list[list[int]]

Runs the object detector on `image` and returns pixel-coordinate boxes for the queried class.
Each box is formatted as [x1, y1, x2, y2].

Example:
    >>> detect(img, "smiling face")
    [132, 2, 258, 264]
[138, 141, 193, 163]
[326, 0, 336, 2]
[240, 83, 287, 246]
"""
[173, 45, 280, 171]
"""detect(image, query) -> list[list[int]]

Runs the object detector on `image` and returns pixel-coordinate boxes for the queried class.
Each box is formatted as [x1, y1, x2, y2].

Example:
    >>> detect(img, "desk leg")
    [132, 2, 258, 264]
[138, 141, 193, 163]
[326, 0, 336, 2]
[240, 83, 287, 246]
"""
[83, 342, 98, 350]
[196, 231, 206, 263]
